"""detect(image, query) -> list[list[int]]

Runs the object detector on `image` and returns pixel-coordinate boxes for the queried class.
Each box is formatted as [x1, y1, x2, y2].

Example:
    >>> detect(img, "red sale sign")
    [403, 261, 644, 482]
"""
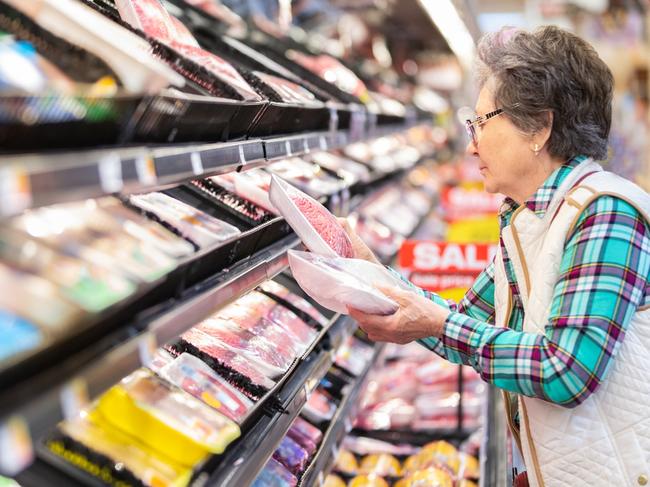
[399, 241, 498, 274]
[440, 186, 503, 222]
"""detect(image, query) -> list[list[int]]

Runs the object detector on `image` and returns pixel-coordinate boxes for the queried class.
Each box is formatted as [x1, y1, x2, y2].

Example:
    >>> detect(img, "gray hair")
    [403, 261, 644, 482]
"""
[476, 26, 613, 160]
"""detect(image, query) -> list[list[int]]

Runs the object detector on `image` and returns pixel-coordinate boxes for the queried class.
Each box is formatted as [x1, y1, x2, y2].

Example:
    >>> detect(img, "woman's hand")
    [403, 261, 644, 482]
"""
[337, 217, 381, 265]
[348, 285, 450, 344]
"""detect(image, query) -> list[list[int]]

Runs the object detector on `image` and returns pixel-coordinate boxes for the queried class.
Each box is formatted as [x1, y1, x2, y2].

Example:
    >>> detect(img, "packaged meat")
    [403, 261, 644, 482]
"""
[302, 387, 337, 424]
[359, 454, 402, 477]
[159, 353, 254, 424]
[49, 416, 191, 487]
[335, 336, 375, 376]
[310, 152, 371, 185]
[355, 398, 416, 430]
[192, 179, 274, 225]
[269, 175, 352, 258]
[266, 303, 318, 347]
[347, 475, 390, 487]
[230, 169, 276, 214]
[115, 0, 177, 42]
[129, 192, 240, 248]
[252, 458, 297, 487]
[287, 425, 318, 458]
[269, 159, 346, 199]
[272, 435, 309, 475]
[324, 475, 347, 487]
[288, 250, 403, 316]
[253, 71, 318, 104]
[0, 311, 42, 365]
[94, 368, 240, 466]
[176, 328, 277, 391]
[293, 416, 324, 445]
[334, 449, 359, 474]
[259, 280, 329, 327]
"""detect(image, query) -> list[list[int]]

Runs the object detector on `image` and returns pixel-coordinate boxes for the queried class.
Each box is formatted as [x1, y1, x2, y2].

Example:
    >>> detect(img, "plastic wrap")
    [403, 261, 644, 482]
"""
[269, 159, 346, 199]
[192, 179, 274, 225]
[272, 435, 309, 475]
[359, 454, 402, 477]
[288, 250, 407, 315]
[252, 458, 297, 487]
[269, 175, 352, 258]
[334, 336, 375, 376]
[347, 475, 389, 487]
[266, 303, 318, 346]
[310, 152, 371, 185]
[258, 280, 329, 327]
[229, 169, 276, 214]
[396, 467, 453, 487]
[94, 369, 240, 466]
[302, 387, 337, 424]
[253, 71, 318, 104]
[334, 449, 359, 474]
[158, 353, 254, 424]
[128, 192, 240, 248]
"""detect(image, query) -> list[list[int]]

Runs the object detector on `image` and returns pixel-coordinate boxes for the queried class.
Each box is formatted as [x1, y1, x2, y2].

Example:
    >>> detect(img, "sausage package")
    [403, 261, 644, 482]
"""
[269, 175, 352, 258]
[288, 250, 411, 315]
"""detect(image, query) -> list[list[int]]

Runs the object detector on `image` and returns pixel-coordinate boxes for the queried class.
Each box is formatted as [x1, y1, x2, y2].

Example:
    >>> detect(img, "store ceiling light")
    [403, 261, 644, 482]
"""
[417, 0, 476, 71]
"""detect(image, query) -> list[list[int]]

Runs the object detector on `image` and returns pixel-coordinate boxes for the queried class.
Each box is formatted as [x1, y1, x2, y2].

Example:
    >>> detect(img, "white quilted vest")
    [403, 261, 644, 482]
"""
[493, 159, 650, 487]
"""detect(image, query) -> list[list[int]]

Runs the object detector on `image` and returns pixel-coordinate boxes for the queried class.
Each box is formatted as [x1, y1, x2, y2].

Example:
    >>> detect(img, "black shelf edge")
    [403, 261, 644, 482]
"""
[0, 235, 300, 464]
[196, 316, 358, 487]
[299, 344, 384, 487]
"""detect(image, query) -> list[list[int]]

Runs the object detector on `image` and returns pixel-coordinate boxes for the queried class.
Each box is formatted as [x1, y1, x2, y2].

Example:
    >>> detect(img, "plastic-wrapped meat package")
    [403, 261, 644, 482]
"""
[178, 328, 277, 390]
[288, 250, 412, 315]
[94, 369, 240, 465]
[128, 192, 240, 248]
[272, 435, 309, 475]
[269, 159, 345, 198]
[266, 303, 318, 347]
[354, 217, 403, 260]
[230, 169, 276, 214]
[334, 336, 375, 376]
[310, 152, 371, 185]
[253, 71, 318, 104]
[252, 458, 297, 487]
[413, 392, 483, 431]
[362, 361, 420, 404]
[259, 280, 329, 327]
[192, 179, 274, 225]
[195, 319, 292, 374]
[270, 175, 352, 258]
[355, 398, 416, 430]
[115, 0, 176, 42]
[287, 416, 322, 458]
[302, 387, 337, 424]
[159, 353, 254, 424]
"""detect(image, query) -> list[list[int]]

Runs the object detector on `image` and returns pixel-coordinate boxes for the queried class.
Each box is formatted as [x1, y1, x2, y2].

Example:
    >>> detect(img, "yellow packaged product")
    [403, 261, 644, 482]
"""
[323, 474, 347, 487]
[94, 368, 240, 467]
[335, 449, 359, 474]
[408, 467, 454, 487]
[347, 474, 390, 487]
[458, 480, 479, 487]
[47, 415, 192, 487]
[458, 452, 480, 479]
[359, 453, 401, 476]
[419, 441, 460, 473]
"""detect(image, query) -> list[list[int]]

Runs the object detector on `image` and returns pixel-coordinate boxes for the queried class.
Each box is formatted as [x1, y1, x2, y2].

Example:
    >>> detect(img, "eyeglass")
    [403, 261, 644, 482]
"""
[465, 108, 504, 145]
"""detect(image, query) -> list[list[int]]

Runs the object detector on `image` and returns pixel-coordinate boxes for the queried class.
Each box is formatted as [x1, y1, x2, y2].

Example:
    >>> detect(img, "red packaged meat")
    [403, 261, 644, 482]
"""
[159, 352, 254, 424]
[252, 458, 297, 487]
[253, 71, 318, 104]
[289, 416, 323, 454]
[266, 304, 317, 347]
[302, 387, 337, 424]
[272, 435, 309, 475]
[115, 0, 176, 42]
[179, 327, 276, 390]
[259, 280, 329, 327]
[269, 175, 352, 258]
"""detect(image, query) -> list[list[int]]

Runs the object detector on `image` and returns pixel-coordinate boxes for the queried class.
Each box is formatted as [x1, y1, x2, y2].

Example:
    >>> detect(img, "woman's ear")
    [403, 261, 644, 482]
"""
[532, 110, 553, 151]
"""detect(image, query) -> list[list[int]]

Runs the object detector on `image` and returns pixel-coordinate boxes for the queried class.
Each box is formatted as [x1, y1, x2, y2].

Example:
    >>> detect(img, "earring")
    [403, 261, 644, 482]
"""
[533, 143, 540, 156]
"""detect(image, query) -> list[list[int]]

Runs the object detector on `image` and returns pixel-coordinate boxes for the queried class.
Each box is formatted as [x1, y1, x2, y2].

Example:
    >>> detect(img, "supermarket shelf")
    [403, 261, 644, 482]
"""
[480, 386, 509, 487]
[195, 314, 359, 487]
[299, 344, 385, 487]
[0, 123, 414, 219]
[0, 234, 300, 469]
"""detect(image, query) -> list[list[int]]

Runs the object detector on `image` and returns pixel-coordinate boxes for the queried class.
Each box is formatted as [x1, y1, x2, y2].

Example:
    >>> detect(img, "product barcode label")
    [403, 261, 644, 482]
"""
[0, 416, 33, 476]
[98, 152, 123, 193]
[191, 152, 204, 175]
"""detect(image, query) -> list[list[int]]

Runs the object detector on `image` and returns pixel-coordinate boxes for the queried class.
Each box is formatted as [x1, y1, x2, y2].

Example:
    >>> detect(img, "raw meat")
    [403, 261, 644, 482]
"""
[272, 436, 309, 475]
[293, 416, 323, 445]
[302, 387, 337, 424]
[259, 280, 329, 327]
[294, 194, 353, 257]
[253, 71, 318, 104]
[115, 0, 176, 42]
[266, 304, 317, 346]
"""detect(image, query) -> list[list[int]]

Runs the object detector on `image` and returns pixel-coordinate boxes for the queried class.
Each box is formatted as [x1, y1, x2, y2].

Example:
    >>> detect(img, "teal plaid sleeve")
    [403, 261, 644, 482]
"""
[386, 260, 497, 362]
[441, 196, 650, 407]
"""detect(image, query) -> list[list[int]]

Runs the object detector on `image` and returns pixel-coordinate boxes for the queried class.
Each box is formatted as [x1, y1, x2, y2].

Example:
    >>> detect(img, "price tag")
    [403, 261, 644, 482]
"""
[135, 155, 156, 185]
[138, 332, 157, 368]
[191, 152, 204, 176]
[285, 140, 292, 157]
[98, 152, 123, 193]
[303, 139, 310, 154]
[0, 416, 33, 476]
[238, 145, 247, 165]
[60, 379, 89, 421]
[0, 166, 31, 217]
[319, 136, 328, 151]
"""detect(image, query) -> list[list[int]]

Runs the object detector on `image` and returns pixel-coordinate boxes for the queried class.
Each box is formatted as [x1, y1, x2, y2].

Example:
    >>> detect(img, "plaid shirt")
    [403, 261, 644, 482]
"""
[407, 155, 650, 408]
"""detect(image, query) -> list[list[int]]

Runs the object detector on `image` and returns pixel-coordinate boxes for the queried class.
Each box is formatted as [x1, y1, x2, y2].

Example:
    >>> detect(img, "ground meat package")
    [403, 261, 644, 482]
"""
[269, 175, 352, 258]
[288, 250, 412, 315]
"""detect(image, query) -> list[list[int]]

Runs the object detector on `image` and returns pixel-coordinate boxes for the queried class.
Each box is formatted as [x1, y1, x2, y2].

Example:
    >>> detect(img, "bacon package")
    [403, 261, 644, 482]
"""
[258, 280, 329, 327]
[270, 175, 352, 258]
[288, 250, 414, 315]
[252, 458, 298, 487]
[158, 352, 254, 424]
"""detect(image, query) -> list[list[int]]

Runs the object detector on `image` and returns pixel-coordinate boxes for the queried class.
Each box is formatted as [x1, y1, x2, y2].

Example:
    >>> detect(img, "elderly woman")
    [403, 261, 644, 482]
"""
[344, 26, 650, 487]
